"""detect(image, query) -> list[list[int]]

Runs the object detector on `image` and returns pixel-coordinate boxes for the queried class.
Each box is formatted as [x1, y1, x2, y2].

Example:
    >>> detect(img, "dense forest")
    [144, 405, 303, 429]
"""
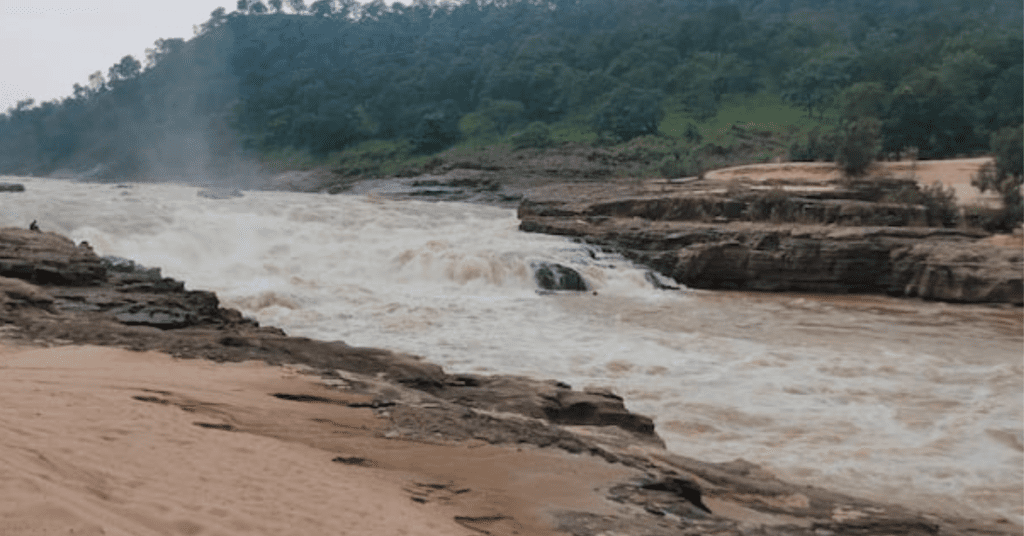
[0, 0, 1020, 183]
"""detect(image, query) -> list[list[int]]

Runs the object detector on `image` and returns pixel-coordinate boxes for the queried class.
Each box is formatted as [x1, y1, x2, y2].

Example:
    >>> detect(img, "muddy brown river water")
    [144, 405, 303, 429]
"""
[2, 176, 1021, 525]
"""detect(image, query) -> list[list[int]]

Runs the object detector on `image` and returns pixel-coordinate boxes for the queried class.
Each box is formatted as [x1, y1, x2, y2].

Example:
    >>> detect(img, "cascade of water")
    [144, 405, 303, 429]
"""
[1, 176, 1021, 524]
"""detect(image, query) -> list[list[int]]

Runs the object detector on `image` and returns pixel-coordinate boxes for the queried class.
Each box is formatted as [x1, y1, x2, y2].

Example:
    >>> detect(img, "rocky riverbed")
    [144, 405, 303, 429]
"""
[1, 227, 1020, 534]
[516, 168, 1023, 305]
[282, 154, 1022, 305]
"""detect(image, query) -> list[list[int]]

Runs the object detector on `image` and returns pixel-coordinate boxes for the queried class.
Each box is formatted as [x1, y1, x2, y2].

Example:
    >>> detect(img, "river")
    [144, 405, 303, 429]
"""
[2, 176, 1021, 524]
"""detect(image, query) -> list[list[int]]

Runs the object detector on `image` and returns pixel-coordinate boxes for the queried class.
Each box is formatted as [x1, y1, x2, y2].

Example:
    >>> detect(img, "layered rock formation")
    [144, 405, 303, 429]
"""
[518, 178, 1023, 304]
[1, 227, 1018, 535]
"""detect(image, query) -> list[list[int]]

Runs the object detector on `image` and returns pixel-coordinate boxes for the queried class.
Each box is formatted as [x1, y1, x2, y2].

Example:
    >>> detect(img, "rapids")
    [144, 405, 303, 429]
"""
[2, 176, 1021, 524]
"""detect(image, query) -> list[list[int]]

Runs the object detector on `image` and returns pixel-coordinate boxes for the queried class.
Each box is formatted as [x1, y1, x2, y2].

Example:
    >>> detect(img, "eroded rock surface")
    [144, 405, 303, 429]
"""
[518, 182, 1023, 304]
[0, 229, 106, 285]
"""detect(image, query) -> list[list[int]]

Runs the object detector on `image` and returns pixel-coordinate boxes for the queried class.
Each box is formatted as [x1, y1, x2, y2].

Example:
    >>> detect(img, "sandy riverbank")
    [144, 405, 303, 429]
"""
[0, 342, 637, 536]
[702, 157, 1001, 206]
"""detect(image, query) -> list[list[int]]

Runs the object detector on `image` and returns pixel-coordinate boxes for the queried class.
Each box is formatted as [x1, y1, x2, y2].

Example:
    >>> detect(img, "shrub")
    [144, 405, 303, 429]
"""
[972, 125, 1023, 231]
[835, 117, 882, 176]
[684, 122, 702, 142]
[919, 181, 960, 227]
[511, 121, 553, 149]
[745, 187, 799, 222]
[657, 152, 702, 178]
[789, 126, 839, 162]
[881, 180, 960, 227]
[962, 204, 1008, 232]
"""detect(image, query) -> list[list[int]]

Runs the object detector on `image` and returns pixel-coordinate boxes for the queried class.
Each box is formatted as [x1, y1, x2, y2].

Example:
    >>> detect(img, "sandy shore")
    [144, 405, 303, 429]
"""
[0, 343, 635, 536]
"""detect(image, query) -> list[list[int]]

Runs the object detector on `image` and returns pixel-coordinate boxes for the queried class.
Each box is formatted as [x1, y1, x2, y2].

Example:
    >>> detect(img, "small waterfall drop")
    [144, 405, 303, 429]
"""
[1, 176, 1021, 524]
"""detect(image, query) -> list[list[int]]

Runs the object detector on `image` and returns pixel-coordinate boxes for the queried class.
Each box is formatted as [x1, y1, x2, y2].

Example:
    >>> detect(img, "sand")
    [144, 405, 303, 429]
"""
[703, 157, 1001, 205]
[0, 343, 636, 535]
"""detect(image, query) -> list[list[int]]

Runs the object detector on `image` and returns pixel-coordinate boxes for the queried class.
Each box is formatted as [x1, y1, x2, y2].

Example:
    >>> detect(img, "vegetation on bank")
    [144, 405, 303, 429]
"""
[0, 0, 1020, 227]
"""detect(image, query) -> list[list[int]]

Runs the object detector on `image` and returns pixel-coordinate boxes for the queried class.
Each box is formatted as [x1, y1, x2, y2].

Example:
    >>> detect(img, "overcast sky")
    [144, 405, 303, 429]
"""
[1, 1, 235, 112]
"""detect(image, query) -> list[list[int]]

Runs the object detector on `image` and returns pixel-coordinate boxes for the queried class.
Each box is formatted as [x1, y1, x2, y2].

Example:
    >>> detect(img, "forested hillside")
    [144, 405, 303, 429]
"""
[0, 0, 1020, 179]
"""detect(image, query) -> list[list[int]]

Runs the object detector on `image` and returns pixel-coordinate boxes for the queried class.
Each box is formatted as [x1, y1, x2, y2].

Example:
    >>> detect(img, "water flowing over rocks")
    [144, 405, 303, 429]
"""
[197, 187, 244, 199]
[532, 261, 589, 291]
[0, 227, 1018, 535]
[518, 180, 1023, 304]
[0, 228, 655, 440]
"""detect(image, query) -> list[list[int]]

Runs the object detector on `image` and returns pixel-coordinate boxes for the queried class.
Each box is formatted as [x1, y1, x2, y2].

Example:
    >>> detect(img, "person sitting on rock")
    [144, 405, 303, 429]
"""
[29, 220, 40, 232]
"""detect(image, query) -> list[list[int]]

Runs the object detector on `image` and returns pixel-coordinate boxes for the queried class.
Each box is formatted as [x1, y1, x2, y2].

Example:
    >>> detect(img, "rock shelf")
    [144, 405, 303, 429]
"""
[518, 175, 1023, 305]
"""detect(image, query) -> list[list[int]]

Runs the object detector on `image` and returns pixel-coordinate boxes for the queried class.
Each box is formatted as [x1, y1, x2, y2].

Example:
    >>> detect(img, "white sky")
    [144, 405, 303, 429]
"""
[1, 1, 235, 113]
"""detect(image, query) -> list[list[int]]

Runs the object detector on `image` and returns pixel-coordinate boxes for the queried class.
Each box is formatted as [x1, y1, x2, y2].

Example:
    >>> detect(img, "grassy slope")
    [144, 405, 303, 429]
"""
[256, 92, 833, 179]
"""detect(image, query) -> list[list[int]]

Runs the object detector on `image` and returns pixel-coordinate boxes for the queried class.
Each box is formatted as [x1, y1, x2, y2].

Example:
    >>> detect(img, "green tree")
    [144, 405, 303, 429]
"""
[835, 117, 882, 175]
[460, 99, 526, 142]
[973, 125, 1023, 229]
[991, 125, 1023, 180]
[478, 99, 525, 136]
[196, 7, 228, 35]
[107, 55, 141, 83]
[145, 38, 185, 69]
[837, 82, 887, 121]
[412, 100, 462, 153]
[782, 50, 856, 117]
[592, 86, 663, 142]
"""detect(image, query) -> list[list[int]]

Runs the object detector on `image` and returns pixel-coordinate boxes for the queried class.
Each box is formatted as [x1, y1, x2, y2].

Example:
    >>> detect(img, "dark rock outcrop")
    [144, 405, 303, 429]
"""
[532, 261, 588, 291]
[440, 375, 655, 436]
[0, 229, 106, 285]
[0, 183, 25, 192]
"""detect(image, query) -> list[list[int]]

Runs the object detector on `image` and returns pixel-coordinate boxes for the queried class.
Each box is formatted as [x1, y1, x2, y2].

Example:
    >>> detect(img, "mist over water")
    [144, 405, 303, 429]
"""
[2, 176, 1021, 524]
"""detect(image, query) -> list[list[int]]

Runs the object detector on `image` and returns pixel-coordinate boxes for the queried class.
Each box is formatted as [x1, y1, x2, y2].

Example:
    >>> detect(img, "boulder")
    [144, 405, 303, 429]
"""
[0, 183, 25, 192]
[532, 261, 588, 291]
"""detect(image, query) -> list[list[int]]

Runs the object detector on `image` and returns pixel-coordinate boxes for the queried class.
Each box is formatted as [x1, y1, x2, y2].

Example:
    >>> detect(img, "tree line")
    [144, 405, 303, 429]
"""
[0, 0, 1020, 183]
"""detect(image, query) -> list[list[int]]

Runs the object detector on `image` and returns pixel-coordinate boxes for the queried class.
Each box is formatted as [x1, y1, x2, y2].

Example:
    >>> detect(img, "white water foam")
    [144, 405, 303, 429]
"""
[2, 176, 1021, 524]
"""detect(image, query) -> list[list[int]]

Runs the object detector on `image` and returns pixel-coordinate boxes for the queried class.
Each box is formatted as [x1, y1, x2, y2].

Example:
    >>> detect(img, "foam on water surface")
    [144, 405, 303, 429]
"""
[2, 176, 1021, 523]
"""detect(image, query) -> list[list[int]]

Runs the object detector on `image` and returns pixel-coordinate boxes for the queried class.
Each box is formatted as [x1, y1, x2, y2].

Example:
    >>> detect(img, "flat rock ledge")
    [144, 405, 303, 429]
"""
[518, 183, 1023, 305]
[0, 227, 1018, 535]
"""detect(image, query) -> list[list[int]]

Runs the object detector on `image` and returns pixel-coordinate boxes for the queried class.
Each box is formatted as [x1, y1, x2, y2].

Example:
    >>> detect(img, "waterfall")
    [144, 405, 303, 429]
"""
[2, 175, 1021, 523]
